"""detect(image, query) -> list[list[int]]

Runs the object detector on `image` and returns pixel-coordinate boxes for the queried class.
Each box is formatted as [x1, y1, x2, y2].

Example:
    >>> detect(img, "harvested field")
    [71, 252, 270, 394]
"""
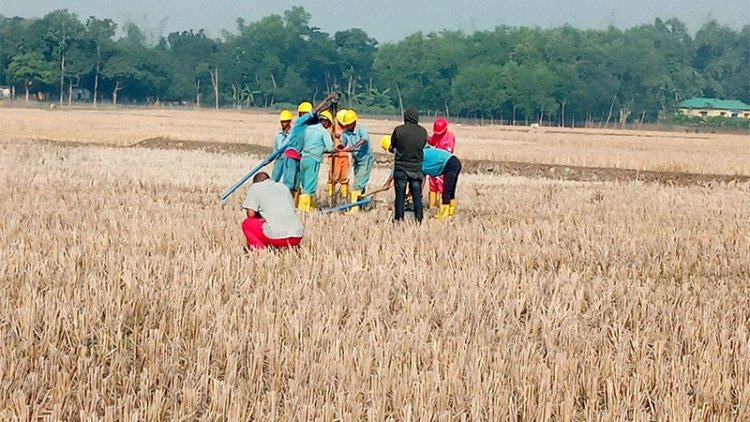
[1, 106, 749, 175]
[2, 107, 750, 419]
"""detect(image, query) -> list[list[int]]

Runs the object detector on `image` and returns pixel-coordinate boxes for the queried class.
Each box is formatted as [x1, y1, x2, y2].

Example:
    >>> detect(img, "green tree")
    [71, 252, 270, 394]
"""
[37, 10, 86, 104]
[7, 52, 54, 102]
[451, 63, 508, 119]
[335, 28, 378, 106]
[86, 17, 117, 105]
[161, 29, 218, 105]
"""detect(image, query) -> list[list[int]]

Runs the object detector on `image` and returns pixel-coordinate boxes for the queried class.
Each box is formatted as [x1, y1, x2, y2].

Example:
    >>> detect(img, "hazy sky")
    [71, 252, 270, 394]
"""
[2, 0, 749, 42]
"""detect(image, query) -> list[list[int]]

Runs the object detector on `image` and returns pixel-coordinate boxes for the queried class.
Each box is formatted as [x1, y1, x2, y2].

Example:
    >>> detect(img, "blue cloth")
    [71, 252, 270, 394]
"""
[286, 113, 316, 153]
[352, 155, 373, 191]
[301, 123, 334, 163]
[300, 156, 321, 194]
[282, 157, 300, 191]
[272, 131, 290, 182]
[272, 155, 287, 182]
[273, 130, 289, 150]
[341, 125, 372, 163]
[422, 147, 454, 177]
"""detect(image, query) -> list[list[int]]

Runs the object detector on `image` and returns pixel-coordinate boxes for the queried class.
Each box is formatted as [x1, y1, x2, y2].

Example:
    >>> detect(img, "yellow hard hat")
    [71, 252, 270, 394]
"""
[336, 109, 348, 126]
[279, 109, 293, 122]
[319, 110, 334, 123]
[339, 109, 358, 126]
[297, 101, 313, 114]
[380, 135, 391, 151]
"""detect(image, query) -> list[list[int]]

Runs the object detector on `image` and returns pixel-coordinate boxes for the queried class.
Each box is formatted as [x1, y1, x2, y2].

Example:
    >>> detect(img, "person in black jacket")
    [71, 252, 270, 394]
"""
[383, 108, 428, 222]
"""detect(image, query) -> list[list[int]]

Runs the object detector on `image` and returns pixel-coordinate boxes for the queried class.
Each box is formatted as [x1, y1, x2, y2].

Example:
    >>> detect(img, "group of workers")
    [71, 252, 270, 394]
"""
[239, 97, 462, 251]
[268, 94, 374, 214]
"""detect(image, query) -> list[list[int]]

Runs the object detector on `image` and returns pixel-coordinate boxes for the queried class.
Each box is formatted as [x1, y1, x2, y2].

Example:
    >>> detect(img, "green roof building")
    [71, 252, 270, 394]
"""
[678, 97, 750, 119]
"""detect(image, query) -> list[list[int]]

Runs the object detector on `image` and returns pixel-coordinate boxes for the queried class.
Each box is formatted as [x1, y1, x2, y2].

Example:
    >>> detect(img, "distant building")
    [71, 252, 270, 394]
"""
[71, 88, 92, 102]
[678, 97, 750, 119]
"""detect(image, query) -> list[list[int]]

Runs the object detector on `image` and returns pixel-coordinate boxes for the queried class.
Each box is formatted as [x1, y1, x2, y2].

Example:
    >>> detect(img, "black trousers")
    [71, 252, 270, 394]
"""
[441, 156, 462, 205]
[394, 168, 423, 222]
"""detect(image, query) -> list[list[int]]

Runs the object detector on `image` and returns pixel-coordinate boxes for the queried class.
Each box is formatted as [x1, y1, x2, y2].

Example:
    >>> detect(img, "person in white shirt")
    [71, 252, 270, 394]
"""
[241, 172, 304, 250]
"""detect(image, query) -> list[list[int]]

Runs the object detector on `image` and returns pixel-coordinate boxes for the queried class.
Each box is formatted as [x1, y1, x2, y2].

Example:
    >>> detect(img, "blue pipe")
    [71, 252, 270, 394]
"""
[219, 146, 287, 202]
[317, 198, 373, 215]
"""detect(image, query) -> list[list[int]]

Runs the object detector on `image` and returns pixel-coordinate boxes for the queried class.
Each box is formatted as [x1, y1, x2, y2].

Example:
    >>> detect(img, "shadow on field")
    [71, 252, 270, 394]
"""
[37, 137, 750, 188]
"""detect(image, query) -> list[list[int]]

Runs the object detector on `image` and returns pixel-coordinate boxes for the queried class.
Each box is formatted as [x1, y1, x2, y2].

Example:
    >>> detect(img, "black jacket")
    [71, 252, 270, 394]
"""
[390, 108, 427, 174]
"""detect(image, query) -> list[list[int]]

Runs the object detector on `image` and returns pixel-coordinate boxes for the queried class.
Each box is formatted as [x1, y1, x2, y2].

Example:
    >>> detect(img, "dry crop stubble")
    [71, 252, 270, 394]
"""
[2, 142, 750, 420]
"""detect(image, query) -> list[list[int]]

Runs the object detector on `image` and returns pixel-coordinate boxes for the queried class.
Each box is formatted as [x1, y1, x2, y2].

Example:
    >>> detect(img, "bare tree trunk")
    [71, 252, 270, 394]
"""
[560, 100, 566, 127]
[444, 100, 450, 120]
[68, 76, 81, 106]
[24, 80, 30, 103]
[231, 83, 238, 109]
[324, 72, 331, 95]
[195, 79, 201, 107]
[269, 72, 276, 107]
[605, 77, 623, 128]
[346, 74, 354, 108]
[112, 81, 123, 106]
[93, 45, 100, 107]
[210, 67, 220, 109]
[394, 82, 404, 117]
[59, 52, 66, 105]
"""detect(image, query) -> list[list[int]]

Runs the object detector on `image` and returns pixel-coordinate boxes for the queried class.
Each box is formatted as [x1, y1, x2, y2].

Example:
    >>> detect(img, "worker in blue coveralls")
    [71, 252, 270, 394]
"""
[271, 109, 293, 182]
[282, 94, 337, 206]
[338, 109, 373, 214]
[297, 110, 336, 212]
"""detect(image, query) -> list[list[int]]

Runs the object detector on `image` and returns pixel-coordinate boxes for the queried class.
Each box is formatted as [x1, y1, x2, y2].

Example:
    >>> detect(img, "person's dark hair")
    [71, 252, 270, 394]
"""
[253, 172, 270, 183]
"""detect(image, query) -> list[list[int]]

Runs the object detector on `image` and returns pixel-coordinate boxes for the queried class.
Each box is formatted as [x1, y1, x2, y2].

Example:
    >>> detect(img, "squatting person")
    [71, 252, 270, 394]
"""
[241, 172, 304, 250]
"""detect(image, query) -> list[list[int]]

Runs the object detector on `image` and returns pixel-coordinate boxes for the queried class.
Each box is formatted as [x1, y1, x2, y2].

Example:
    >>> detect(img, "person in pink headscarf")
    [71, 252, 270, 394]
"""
[427, 117, 456, 209]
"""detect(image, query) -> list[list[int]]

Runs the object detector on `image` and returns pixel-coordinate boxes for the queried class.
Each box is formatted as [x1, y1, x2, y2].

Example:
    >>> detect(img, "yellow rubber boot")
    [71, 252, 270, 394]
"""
[449, 199, 456, 217]
[436, 204, 451, 221]
[297, 194, 312, 213]
[340, 183, 349, 199]
[346, 190, 362, 214]
[327, 183, 334, 199]
[293, 189, 300, 207]
[428, 191, 438, 209]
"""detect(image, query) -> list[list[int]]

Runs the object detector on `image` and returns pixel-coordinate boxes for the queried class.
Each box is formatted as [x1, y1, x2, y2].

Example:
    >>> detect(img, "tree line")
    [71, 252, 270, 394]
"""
[1, 7, 748, 125]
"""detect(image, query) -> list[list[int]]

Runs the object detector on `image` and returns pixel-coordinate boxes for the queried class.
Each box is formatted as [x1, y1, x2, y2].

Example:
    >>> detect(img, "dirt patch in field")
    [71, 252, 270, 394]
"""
[33, 137, 750, 187]
[459, 159, 750, 187]
[132, 137, 274, 156]
[132, 138, 750, 187]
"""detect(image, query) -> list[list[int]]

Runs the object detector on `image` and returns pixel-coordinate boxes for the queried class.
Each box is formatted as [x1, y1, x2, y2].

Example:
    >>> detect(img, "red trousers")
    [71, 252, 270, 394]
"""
[429, 175, 444, 193]
[241, 218, 302, 250]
